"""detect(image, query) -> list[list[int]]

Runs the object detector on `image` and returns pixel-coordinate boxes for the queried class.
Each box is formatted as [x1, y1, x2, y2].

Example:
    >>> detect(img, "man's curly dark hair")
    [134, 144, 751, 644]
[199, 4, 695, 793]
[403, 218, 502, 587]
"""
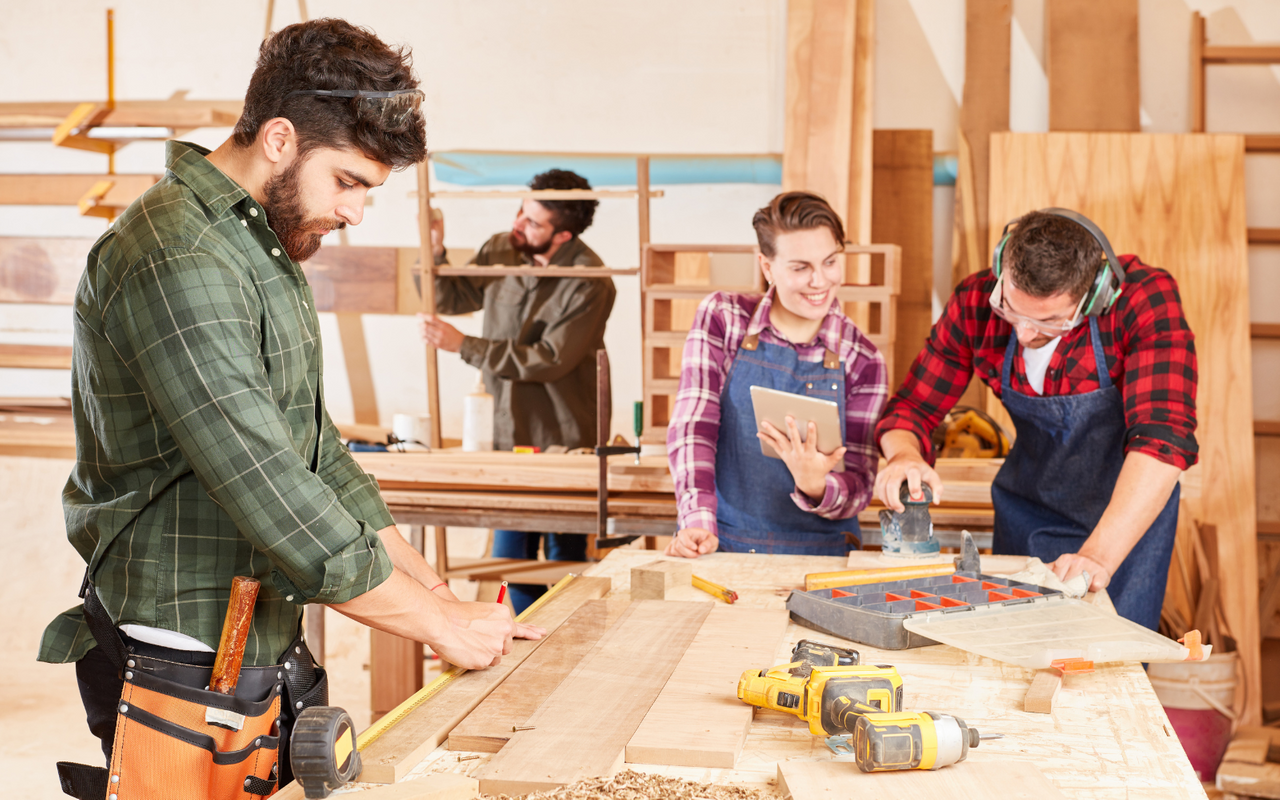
[232, 18, 426, 169]
[530, 169, 598, 236]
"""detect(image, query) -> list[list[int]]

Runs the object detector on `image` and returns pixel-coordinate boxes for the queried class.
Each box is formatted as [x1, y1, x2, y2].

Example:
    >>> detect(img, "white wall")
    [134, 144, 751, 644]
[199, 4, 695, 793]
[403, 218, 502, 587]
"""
[2, 0, 1278, 440]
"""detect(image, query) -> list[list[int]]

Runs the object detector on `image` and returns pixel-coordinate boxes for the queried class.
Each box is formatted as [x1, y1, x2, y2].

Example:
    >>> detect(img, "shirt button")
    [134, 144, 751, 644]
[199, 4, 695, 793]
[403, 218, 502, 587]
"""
[250, 208, 259, 217]
[832, 383, 837, 390]
[285, 594, 294, 601]
[807, 382, 813, 389]
[241, 219, 247, 227]
[272, 248, 281, 257]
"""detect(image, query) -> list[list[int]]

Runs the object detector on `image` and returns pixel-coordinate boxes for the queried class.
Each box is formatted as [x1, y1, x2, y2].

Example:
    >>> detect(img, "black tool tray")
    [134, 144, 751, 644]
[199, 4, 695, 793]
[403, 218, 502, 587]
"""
[786, 571, 1065, 650]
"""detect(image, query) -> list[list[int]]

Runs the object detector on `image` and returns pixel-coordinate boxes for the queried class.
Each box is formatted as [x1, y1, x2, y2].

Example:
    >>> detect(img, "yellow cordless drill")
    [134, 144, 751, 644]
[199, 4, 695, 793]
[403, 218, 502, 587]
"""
[849, 710, 1000, 771]
[737, 658, 903, 737]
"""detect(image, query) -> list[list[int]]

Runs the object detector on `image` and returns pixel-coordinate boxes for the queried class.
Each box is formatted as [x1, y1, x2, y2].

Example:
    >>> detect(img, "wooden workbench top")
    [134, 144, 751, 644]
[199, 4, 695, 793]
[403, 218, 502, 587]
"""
[356, 550, 1204, 800]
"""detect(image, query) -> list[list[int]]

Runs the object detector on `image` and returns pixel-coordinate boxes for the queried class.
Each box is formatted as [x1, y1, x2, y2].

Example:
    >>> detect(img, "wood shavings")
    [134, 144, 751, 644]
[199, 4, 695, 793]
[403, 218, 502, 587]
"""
[481, 769, 775, 800]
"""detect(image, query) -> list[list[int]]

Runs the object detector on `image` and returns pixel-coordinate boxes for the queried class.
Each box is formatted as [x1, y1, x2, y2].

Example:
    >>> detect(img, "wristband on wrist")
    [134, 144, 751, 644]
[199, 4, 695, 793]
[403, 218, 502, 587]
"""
[428, 581, 448, 592]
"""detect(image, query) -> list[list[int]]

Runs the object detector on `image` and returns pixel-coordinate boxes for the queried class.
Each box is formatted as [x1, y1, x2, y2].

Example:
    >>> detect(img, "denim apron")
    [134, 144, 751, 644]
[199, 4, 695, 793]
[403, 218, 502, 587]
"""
[991, 317, 1179, 630]
[714, 302, 856, 556]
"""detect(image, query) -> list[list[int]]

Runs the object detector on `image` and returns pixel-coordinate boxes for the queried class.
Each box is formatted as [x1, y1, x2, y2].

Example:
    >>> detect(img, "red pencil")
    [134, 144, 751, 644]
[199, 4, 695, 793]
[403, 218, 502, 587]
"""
[496, 580, 508, 605]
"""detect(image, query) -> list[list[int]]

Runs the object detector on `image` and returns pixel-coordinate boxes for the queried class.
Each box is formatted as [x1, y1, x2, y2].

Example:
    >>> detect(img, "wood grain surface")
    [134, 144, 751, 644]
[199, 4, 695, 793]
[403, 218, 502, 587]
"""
[447, 599, 629, 753]
[474, 600, 713, 796]
[1047, 0, 1140, 132]
[778, 759, 1069, 799]
[625, 605, 789, 769]
[210, 576, 260, 695]
[354, 575, 611, 784]
[988, 131, 1259, 725]
[630, 560, 694, 600]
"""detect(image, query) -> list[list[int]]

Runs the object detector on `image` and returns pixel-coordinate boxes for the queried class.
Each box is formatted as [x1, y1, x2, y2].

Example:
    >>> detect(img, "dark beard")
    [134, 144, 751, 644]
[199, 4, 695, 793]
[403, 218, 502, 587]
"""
[262, 157, 343, 263]
[508, 229, 552, 257]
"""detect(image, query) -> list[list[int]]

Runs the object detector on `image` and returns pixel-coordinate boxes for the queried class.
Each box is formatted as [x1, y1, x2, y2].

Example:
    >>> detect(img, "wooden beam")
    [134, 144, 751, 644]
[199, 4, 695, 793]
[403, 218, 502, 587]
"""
[625, 606, 789, 769]
[0, 174, 156, 207]
[872, 130, 933, 389]
[954, 0, 1011, 286]
[1254, 323, 1280, 340]
[1249, 228, 1280, 244]
[356, 576, 611, 784]
[1202, 45, 1280, 64]
[416, 162, 442, 449]
[1047, 0, 1140, 132]
[1190, 13, 1206, 133]
[475, 600, 713, 796]
[447, 599, 629, 753]
[0, 99, 242, 129]
[989, 131, 1261, 725]
[782, 0, 874, 245]
[0, 344, 72, 369]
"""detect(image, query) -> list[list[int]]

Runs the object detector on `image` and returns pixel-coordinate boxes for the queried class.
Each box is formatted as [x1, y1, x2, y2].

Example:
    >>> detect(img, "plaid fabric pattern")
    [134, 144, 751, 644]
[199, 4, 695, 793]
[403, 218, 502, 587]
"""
[40, 141, 395, 666]
[876, 259, 1198, 469]
[666, 290, 888, 536]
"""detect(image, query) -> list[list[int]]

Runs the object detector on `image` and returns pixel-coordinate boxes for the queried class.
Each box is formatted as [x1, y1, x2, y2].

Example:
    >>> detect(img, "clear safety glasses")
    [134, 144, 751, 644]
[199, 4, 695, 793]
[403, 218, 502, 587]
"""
[284, 88, 424, 128]
[988, 273, 1086, 337]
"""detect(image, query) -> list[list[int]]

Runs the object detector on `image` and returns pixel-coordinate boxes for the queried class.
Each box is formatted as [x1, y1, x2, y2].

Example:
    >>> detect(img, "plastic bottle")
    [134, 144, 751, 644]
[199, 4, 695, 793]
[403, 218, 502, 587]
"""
[462, 381, 494, 452]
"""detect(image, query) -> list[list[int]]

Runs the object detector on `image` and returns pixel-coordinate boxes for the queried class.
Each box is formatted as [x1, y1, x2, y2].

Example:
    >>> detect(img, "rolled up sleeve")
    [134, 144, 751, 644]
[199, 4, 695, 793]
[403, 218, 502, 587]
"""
[108, 248, 393, 604]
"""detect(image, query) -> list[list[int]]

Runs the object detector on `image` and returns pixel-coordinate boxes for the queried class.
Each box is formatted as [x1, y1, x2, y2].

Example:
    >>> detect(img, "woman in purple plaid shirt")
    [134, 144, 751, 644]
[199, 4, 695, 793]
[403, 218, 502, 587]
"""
[665, 192, 888, 558]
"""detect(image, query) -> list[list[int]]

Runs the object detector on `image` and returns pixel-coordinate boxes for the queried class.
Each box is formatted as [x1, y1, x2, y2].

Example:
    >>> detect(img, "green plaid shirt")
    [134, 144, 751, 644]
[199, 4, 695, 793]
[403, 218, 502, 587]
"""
[39, 141, 395, 667]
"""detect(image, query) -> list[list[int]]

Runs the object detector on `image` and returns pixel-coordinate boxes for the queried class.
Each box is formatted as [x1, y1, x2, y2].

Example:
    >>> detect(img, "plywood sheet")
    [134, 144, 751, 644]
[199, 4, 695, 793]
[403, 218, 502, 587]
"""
[355, 575, 611, 784]
[625, 605, 789, 769]
[1047, 0, 1140, 132]
[447, 599, 629, 753]
[777, 759, 1068, 799]
[475, 600, 713, 796]
[988, 132, 1259, 724]
[872, 130, 933, 389]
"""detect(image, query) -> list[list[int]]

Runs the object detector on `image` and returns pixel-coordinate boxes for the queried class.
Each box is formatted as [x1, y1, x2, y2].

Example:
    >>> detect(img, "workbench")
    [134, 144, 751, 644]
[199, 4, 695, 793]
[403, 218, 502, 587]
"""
[319, 549, 1206, 800]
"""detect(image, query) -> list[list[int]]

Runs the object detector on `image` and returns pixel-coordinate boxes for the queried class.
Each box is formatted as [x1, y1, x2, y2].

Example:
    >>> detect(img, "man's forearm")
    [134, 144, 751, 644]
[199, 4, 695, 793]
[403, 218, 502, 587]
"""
[329, 567, 451, 643]
[880, 429, 926, 462]
[375, 525, 457, 601]
[1079, 451, 1182, 574]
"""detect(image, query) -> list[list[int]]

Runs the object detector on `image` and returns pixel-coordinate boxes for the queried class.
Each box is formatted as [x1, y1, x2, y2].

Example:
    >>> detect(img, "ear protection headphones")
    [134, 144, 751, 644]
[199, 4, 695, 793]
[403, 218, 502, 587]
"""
[991, 208, 1126, 317]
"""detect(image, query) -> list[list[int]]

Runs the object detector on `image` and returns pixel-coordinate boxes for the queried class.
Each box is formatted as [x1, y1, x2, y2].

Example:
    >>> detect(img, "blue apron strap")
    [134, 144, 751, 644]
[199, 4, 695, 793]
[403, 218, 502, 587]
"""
[1087, 316, 1112, 390]
[1001, 333, 1018, 393]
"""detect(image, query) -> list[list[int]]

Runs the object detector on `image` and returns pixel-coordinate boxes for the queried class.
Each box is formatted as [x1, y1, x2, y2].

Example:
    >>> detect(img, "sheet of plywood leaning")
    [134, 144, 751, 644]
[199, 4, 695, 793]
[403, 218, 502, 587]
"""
[987, 132, 1258, 724]
[474, 600, 713, 796]
[625, 605, 790, 769]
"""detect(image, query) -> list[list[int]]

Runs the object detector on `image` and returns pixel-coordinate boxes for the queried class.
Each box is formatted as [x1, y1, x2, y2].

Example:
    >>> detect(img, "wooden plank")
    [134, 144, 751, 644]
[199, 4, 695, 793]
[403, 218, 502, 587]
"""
[630, 559, 693, 600]
[1190, 13, 1206, 133]
[327, 773, 476, 800]
[1249, 228, 1280, 244]
[0, 99, 242, 128]
[0, 174, 157, 208]
[447, 599, 629, 753]
[872, 130, 933, 389]
[1203, 45, 1280, 64]
[988, 131, 1260, 725]
[417, 162, 441, 449]
[777, 759, 1069, 799]
[625, 605, 789, 769]
[356, 575, 611, 784]
[370, 630, 423, 720]
[300, 247, 397, 314]
[0, 237, 93, 305]
[335, 314, 379, 426]
[475, 600, 713, 795]
[782, 0, 874, 245]
[0, 344, 72, 369]
[1024, 670, 1063, 714]
[1255, 323, 1280, 339]
[954, 0, 1011, 285]
[1047, 0, 1140, 132]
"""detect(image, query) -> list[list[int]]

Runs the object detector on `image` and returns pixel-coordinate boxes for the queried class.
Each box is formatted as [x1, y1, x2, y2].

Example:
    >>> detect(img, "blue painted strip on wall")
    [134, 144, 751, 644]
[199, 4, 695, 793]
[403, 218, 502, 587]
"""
[430, 152, 958, 187]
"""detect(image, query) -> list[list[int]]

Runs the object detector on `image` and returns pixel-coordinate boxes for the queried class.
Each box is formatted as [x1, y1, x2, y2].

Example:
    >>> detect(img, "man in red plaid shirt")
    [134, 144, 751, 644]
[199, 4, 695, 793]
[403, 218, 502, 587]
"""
[874, 209, 1196, 630]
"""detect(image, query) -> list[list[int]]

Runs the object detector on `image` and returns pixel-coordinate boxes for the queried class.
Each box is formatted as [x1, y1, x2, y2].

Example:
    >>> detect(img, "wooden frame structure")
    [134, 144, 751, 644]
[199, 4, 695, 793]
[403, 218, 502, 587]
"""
[639, 242, 901, 441]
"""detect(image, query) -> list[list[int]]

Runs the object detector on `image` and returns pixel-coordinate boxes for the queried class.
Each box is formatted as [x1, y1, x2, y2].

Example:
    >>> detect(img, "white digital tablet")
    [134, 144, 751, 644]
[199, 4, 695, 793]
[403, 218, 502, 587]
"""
[749, 385, 845, 472]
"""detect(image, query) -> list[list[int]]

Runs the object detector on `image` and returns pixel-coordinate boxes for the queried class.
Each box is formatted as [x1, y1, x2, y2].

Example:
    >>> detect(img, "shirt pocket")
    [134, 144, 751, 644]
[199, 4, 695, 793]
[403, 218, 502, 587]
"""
[799, 376, 841, 402]
[259, 283, 315, 404]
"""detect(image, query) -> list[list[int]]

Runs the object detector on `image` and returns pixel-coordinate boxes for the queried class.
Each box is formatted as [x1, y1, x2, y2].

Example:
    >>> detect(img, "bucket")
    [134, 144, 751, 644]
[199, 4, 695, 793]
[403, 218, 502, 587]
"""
[1147, 651, 1237, 781]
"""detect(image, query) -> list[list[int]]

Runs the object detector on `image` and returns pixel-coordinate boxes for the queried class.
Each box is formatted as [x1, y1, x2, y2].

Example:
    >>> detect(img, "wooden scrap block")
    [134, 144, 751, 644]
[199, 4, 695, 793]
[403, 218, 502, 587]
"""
[447, 599, 629, 752]
[342, 773, 477, 800]
[626, 605, 789, 768]
[777, 759, 1068, 799]
[475, 600, 713, 796]
[630, 560, 693, 600]
[353, 576, 611, 785]
[1024, 670, 1062, 714]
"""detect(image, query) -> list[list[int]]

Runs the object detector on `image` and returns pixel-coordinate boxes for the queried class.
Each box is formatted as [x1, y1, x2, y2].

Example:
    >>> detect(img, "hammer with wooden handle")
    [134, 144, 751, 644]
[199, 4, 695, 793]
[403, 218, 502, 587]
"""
[210, 576, 260, 695]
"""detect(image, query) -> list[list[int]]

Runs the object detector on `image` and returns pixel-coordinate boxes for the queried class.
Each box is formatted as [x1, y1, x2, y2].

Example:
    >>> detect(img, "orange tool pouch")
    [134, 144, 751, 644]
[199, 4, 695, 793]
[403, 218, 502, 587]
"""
[57, 582, 328, 800]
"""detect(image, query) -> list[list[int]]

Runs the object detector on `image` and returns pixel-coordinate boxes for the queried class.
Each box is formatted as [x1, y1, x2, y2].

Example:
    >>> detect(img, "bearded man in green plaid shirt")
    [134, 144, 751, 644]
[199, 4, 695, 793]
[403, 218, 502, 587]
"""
[40, 19, 542, 772]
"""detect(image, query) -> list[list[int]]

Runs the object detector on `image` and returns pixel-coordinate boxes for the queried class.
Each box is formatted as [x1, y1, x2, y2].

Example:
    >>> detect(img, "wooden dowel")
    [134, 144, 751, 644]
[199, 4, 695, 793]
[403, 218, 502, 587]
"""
[417, 160, 442, 449]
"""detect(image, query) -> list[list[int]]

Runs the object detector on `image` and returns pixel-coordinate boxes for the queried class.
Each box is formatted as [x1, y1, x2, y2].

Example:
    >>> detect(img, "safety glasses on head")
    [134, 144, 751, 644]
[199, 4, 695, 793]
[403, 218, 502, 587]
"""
[284, 88, 424, 128]
[988, 271, 1087, 337]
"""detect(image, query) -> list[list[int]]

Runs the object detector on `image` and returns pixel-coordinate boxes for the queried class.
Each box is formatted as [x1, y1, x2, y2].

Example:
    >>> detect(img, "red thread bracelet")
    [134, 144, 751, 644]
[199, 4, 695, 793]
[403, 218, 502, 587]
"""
[429, 582, 447, 592]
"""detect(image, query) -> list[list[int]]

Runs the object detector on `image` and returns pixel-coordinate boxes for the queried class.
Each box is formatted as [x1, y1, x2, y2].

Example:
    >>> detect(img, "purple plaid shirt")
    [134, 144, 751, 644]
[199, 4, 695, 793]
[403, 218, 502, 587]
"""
[666, 290, 888, 537]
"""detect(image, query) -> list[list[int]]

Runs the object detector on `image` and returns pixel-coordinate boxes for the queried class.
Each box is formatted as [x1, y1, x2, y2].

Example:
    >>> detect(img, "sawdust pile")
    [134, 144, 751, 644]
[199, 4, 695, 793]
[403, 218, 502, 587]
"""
[483, 770, 776, 800]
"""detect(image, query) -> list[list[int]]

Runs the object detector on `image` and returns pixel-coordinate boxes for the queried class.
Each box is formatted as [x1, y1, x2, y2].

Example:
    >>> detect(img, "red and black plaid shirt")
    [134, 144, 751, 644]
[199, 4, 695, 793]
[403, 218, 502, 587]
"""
[876, 256, 1198, 470]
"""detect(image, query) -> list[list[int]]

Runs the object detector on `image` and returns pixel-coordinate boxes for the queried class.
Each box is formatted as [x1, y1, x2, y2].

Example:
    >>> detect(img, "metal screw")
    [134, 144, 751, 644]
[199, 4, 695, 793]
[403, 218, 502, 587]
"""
[512, 725, 535, 732]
